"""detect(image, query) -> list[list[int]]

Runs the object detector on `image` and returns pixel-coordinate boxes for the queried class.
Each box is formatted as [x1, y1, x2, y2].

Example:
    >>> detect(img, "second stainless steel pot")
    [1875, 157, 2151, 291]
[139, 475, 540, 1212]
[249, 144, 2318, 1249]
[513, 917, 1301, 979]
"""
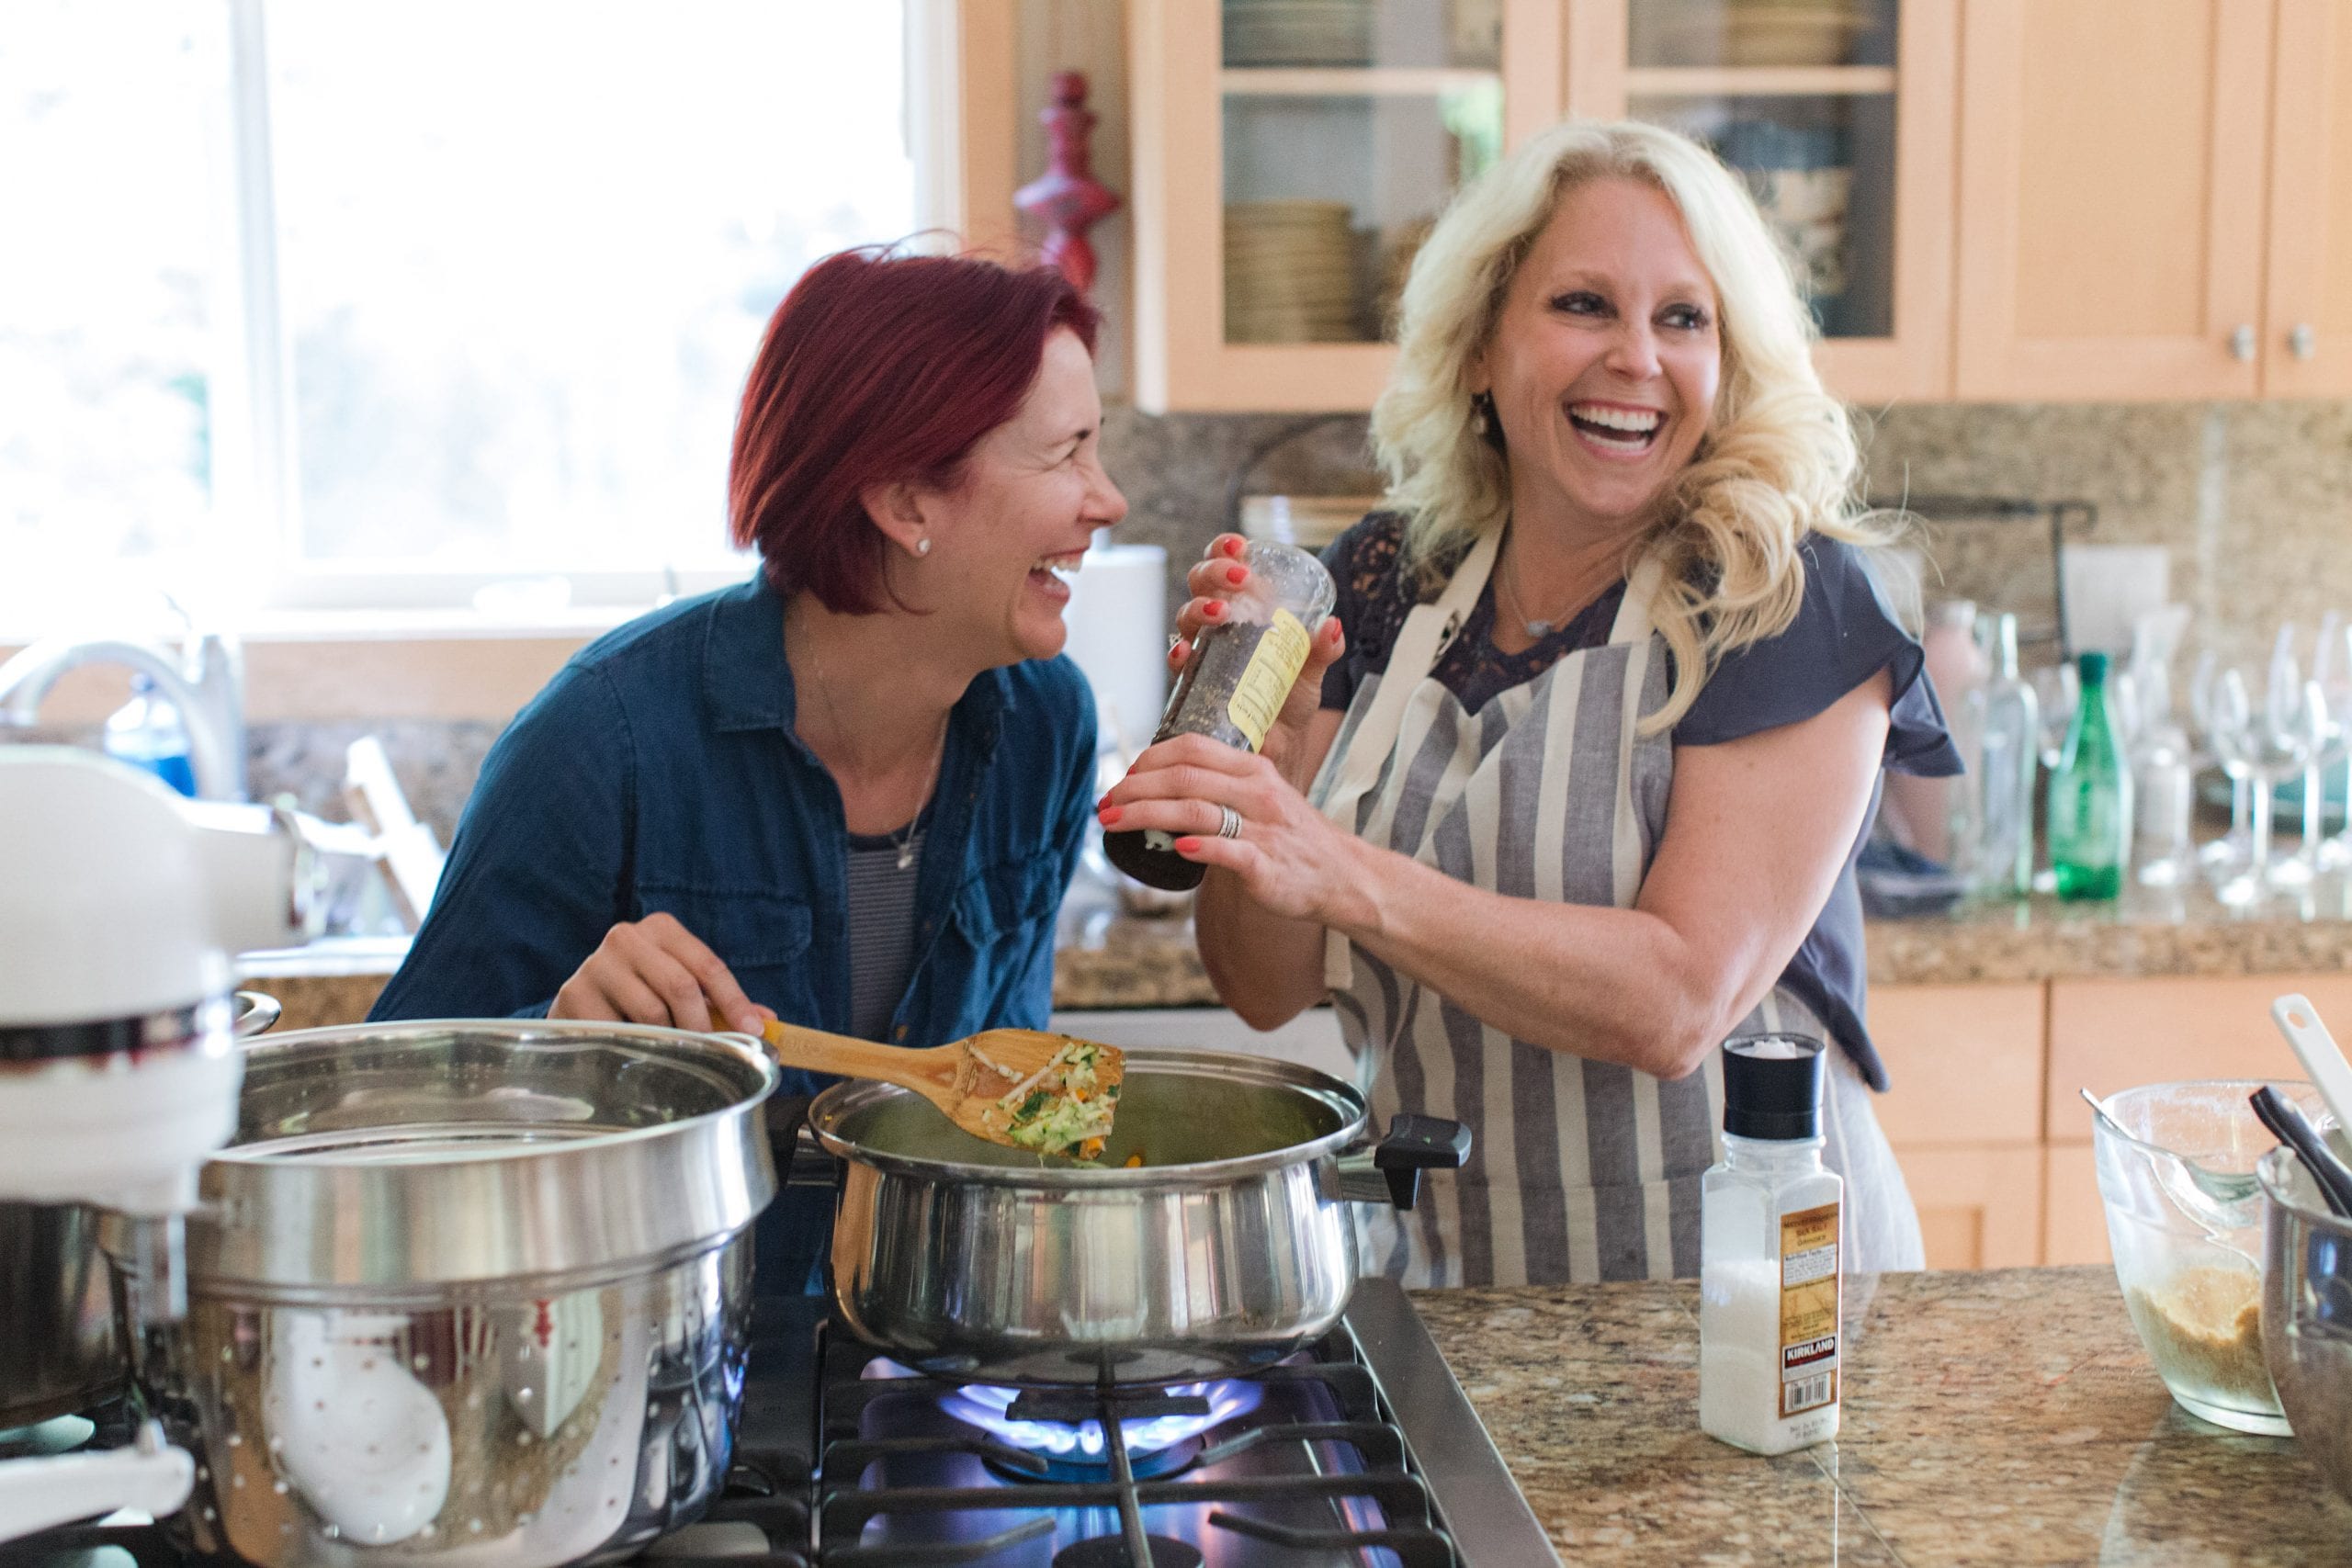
[103, 1020, 779, 1568]
[808, 1048, 1468, 1385]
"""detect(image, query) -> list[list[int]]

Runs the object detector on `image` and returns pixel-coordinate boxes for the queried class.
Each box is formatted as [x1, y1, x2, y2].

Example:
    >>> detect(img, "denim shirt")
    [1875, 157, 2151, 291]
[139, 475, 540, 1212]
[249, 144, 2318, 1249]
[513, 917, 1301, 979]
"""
[369, 575, 1097, 1099]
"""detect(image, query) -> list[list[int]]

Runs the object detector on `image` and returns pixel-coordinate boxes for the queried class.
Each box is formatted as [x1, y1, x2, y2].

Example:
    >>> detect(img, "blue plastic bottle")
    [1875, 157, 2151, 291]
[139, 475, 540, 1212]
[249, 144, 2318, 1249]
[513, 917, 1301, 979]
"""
[103, 674, 198, 796]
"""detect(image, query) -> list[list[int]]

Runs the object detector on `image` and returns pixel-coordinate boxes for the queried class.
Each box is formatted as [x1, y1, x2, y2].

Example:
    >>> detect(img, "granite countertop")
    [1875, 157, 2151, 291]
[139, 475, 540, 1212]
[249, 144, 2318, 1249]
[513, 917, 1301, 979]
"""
[240, 870, 2352, 1028]
[1054, 873, 2352, 1006]
[1863, 877, 2352, 986]
[1411, 1266, 2347, 1565]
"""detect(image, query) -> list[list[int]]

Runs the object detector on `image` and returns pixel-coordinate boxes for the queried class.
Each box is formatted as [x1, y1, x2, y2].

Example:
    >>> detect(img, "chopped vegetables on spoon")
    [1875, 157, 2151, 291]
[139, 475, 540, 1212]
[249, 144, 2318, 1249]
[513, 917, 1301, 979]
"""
[969, 1036, 1120, 1158]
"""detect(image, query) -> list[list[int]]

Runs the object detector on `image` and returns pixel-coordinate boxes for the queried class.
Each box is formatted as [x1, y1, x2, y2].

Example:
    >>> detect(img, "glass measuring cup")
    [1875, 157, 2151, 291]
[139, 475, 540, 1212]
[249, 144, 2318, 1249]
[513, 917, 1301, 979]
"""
[2089, 1079, 2330, 1433]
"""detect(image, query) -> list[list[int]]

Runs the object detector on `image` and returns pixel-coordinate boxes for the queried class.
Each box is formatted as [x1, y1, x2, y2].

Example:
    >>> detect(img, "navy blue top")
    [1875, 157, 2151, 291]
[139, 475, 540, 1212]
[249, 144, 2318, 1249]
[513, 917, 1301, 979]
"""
[370, 575, 1098, 1100]
[1318, 516, 1962, 1089]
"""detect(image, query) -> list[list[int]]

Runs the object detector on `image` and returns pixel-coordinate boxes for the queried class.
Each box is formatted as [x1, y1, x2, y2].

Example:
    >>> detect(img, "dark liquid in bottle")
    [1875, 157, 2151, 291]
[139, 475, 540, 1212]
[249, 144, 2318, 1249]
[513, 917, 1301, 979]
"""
[1101, 620, 1275, 892]
[1102, 824, 1207, 891]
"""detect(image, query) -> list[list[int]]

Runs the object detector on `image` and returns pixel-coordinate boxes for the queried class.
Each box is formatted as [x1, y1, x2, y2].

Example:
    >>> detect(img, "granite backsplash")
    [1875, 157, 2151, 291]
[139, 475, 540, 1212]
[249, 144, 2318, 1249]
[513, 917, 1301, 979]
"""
[25, 399, 2351, 840]
[1103, 399, 2352, 680]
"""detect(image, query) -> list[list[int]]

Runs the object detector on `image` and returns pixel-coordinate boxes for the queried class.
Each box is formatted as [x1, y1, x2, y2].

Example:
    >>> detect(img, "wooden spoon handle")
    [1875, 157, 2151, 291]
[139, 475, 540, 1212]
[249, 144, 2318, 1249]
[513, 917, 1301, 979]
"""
[758, 1019, 959, 1092]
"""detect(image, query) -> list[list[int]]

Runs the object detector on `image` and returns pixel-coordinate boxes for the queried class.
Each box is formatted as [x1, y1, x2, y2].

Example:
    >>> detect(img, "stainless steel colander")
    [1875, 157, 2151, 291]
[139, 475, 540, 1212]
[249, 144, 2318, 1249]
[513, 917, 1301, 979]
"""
[103, 1020, 777, 1568]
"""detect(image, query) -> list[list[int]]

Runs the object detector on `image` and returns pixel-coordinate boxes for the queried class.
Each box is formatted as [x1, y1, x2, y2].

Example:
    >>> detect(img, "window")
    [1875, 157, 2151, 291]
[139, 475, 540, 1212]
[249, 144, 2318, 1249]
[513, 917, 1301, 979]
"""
[3, 1, 923, 622]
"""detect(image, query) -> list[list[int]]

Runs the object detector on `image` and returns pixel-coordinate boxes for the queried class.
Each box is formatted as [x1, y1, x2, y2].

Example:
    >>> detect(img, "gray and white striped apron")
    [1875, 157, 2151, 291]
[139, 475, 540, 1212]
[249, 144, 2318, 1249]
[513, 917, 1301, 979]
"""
[1310, 528, 1923, 1287]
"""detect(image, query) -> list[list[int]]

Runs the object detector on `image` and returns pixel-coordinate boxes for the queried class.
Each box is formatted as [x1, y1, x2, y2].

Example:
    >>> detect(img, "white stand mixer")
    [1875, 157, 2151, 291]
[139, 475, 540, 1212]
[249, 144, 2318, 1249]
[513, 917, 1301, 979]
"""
[0, 748, 311, 1543]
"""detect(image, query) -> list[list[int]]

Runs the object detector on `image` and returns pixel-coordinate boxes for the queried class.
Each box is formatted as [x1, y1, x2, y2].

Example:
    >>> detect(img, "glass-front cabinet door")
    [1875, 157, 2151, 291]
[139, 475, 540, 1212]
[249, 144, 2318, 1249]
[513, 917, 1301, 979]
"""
[1131, 0, 1564, 412]
[1565, 0, 1958, 403]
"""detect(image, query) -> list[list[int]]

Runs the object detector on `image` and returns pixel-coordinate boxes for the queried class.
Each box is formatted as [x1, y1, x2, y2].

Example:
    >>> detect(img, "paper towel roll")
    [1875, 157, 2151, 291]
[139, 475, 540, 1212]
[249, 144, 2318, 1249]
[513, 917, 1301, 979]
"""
[1061, 543, 1169, 759]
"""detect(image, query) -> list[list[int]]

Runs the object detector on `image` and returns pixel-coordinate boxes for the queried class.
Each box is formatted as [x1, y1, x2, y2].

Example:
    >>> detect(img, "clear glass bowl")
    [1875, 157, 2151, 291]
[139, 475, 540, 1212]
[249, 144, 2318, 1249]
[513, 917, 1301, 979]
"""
[2260, 1145, 2352, 1495]
[2090, 1078, 2325, 1435]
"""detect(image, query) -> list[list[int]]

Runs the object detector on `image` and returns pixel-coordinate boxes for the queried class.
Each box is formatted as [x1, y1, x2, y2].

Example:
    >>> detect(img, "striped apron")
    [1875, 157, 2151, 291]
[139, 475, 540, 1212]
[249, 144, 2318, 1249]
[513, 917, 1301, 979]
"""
[1310, 528, 1923, 1286]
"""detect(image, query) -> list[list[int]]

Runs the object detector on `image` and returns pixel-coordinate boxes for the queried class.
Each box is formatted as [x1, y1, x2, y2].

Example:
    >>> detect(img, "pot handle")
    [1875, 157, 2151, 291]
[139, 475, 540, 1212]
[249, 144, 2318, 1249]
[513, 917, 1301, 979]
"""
[232, 989, 282, 1039]
[1334, 1114, 1472, 1211]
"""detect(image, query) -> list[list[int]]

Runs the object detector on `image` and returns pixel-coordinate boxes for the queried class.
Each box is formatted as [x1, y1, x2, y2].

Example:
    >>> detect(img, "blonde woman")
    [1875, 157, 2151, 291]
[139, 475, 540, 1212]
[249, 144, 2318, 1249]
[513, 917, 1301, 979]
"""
[1099, 119, 1959, 1285]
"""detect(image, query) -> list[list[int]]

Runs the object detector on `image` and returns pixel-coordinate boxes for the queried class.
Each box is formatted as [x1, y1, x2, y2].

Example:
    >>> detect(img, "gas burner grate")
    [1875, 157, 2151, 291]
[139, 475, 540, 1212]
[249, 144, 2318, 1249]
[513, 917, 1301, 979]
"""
[813, 1327, 1460, 1567]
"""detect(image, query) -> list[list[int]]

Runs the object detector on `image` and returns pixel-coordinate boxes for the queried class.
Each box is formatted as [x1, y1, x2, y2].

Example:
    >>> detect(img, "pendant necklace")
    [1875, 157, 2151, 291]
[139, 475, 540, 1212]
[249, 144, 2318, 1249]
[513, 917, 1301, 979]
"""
[802, 637, 948, 870]
[1499, 541, 1564, 640]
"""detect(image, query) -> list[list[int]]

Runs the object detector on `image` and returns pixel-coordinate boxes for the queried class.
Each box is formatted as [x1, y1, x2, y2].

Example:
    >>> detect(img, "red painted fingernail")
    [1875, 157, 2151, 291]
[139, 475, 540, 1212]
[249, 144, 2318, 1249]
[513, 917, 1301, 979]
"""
[1174, 836, 1203, 853]
[1204, 601, 1224, 618]
[1221, 537, 1244, 557]
[1226, 565, 1247, 585]
[1098, 805, 1123, 826]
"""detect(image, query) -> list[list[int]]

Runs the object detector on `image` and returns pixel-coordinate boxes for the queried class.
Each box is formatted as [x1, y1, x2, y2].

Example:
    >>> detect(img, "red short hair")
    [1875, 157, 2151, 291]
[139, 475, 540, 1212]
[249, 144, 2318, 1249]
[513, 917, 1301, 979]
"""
[728, 246, 1102, 614]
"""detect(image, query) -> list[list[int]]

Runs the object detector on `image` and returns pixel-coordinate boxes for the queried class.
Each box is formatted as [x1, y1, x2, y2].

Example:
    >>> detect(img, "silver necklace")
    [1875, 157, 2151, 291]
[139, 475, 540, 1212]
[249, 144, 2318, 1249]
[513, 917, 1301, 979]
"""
[801, 637, 948, 871]
[1499, 544, 1566, 640]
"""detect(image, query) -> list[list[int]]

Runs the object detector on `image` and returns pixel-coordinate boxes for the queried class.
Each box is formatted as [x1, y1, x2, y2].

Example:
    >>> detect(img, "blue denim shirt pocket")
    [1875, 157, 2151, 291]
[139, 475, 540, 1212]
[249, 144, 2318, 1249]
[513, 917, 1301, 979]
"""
[950, 853, 1061, 947]
[635, 885, 820, 1066]
[930, 853, 1063, 1034]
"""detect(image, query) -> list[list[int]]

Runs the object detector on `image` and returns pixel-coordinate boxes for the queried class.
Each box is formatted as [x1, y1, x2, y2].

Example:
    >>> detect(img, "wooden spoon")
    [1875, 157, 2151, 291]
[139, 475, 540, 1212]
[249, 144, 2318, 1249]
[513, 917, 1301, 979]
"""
[714, 1013, 1125, 1157]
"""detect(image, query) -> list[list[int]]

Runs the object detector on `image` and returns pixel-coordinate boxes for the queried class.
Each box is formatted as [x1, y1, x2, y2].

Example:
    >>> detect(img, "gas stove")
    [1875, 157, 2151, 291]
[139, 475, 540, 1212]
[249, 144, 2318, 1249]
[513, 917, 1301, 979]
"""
[1, 1281, 1556, 1568]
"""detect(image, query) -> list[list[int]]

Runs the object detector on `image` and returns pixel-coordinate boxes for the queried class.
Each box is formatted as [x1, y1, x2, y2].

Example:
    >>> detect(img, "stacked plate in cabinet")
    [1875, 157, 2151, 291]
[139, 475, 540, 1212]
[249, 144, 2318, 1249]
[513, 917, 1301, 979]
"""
[1639, 0, 1876, 67]
[1225, 200, 1363, 344]
[1221, 0, 1375, 66]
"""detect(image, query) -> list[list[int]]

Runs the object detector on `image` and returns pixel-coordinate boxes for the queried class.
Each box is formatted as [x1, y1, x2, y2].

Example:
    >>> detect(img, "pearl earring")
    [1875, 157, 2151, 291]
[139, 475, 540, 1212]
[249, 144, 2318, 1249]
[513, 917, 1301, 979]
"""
[1471, 393, 1493, 436]
[915, 536, 932, 557]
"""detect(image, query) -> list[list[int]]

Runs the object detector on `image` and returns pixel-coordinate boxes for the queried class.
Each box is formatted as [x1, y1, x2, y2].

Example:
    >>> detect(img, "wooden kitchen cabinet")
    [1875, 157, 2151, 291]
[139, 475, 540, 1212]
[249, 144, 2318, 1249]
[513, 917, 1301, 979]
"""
[1126, 0, 1956, 411]
[2263, 0, 2352, 397]
[2043, 1144, 2109, 1266]
[1952, 0, 2275, 400]
[1560, 0, 1960, 404]
[1867, 982, 2044, 1269]
[1867, 982, 2042, 1146]
[1128, 0, 1566, 412]
[2043, 972, 2352, 1145]
[1895, 1145, 2044, 1269]
[1108, 0, 2350, 412]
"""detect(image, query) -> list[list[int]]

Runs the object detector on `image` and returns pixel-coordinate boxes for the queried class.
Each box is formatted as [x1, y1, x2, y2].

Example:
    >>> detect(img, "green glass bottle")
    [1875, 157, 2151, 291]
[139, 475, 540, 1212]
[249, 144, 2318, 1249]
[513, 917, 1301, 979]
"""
[2047, 651, 2133, 900]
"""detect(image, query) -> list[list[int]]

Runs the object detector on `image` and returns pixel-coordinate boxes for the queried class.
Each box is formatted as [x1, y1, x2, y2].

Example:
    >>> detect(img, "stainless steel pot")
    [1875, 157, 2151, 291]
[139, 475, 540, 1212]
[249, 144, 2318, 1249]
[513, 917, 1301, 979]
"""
[0, 990, 281, 1431]
[809, 1048, 1468, 1385]
[102, 1020, 778, 1568]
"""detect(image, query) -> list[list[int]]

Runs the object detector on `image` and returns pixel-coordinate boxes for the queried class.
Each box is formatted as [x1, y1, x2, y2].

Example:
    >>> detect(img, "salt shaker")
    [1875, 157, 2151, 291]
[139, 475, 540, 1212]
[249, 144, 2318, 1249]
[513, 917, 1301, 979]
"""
[1102, 539, 1336, 891]
[1699, 1034, 1843, 1456]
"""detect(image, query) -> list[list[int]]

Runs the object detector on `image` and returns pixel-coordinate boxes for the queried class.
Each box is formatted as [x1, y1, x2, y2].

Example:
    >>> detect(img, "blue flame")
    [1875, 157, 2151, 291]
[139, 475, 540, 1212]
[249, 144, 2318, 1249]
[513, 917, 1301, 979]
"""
[938, 1378, 1262, 1460]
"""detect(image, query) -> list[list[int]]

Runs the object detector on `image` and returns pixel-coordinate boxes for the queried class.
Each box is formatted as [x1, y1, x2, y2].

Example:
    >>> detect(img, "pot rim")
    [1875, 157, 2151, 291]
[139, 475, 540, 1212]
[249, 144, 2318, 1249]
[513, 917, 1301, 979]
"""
[2258, 1143, 2352, 1235]
[149, 1018, 779, 1290]
[808, 1045, 1368, 1185]
[210, 1017, 779, 1166]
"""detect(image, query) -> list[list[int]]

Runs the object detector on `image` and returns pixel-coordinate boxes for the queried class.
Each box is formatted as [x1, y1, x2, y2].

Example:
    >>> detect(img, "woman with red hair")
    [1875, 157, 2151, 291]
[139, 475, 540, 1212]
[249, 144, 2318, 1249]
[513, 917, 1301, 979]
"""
[373, 248, 1125, 1279]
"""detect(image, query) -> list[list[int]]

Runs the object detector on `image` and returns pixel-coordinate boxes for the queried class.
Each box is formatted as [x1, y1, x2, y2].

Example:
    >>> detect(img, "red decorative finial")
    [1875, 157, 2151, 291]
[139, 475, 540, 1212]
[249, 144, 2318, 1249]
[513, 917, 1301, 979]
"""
[1015, 71, 1122, 296]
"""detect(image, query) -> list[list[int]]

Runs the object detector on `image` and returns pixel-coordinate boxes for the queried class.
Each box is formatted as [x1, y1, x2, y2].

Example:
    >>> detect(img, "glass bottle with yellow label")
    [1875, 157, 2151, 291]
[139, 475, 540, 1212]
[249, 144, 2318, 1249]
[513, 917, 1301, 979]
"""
[1699, 1033, 1843, 1456]
[1102, 539, 1335, 892]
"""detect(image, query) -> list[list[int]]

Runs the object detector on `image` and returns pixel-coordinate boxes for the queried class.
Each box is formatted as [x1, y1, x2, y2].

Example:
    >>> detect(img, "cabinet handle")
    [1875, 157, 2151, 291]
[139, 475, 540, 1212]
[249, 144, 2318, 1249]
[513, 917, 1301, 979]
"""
[2230, 324, 2256, 362]
[2290, 323, 2318, 361]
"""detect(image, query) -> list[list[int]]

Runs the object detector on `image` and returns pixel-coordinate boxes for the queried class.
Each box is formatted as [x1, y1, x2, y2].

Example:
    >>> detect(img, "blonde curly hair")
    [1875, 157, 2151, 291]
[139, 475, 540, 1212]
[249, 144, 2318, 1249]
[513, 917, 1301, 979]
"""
[1371, 118, 1898, 730]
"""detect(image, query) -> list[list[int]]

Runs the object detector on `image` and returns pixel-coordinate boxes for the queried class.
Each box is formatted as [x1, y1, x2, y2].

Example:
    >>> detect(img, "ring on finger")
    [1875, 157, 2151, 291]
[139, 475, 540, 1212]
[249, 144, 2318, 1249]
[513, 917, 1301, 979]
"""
[1216, 804, 1243, 840]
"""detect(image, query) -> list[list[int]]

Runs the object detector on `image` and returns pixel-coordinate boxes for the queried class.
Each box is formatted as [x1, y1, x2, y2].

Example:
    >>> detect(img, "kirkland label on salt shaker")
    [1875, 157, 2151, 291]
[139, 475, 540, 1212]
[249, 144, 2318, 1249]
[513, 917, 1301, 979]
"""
[1778, 1202, 1840, 1417]
[1226, 609, 1310, 751]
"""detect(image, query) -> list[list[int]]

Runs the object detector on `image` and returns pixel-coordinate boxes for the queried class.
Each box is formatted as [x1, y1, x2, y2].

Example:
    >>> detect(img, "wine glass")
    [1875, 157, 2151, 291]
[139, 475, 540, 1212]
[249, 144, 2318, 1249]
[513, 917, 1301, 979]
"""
[2313, 615, 2352, 872]
[2264, 633, 2317, 888]
[2109, 667, 2142, 760]
[2207, 666, 2317, 904]
[2290, 676, 2346, 886]
[2189, 649, 2253, 874]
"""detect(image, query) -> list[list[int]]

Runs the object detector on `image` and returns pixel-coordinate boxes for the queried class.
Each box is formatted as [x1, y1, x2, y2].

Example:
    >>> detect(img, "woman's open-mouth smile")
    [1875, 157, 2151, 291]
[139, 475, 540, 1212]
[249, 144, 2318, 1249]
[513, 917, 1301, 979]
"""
[1566, 400, 1665, 459]
[1028, 549, 1086, 604]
